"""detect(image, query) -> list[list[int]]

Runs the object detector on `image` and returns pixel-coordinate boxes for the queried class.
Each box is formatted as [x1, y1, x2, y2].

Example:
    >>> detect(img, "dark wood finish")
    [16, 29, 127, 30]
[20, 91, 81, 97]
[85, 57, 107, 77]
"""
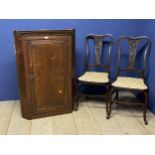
[14, 30, 75, 119]
[75, 34, 113, 112]
[107, 36, 151, 125]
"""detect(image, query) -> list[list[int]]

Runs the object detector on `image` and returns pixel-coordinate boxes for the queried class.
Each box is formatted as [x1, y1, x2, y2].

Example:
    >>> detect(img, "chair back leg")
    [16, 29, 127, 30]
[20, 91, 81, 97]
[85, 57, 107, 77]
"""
[106, 87, 113, 119]
[74, 80, 80, 111]
[106, 85, 110, 113]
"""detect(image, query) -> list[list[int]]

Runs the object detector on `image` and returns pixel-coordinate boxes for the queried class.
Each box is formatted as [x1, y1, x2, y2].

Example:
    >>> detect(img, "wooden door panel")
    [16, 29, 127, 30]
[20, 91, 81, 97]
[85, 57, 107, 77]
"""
[27, 39, 69, 113]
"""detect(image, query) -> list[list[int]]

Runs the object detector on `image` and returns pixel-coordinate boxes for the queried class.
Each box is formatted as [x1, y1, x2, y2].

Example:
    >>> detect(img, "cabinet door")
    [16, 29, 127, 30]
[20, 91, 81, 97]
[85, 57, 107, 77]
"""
[24, 36, 72, 115]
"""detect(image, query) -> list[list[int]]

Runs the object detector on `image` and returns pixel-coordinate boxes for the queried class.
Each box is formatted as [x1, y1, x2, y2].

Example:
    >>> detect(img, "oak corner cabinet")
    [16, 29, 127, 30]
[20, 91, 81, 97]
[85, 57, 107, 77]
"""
[14, 29, 75, 119]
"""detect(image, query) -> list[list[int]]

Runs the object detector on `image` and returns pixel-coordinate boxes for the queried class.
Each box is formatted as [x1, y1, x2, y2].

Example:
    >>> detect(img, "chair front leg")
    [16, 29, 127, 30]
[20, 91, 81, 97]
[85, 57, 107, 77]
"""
[143, 90, 148, 125]
[106, 87, 113, 119]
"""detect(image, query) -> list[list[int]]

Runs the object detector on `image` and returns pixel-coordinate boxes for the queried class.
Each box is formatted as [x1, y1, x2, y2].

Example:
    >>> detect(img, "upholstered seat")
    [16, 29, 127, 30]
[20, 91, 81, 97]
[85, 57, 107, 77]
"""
[112, 76, 147, 90]
[78, 71, 109, 84]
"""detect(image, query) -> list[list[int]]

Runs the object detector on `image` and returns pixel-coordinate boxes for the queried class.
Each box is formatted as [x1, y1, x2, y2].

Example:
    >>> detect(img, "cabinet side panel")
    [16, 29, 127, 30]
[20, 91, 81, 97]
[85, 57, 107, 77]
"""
[14, 33, 31, 119]
[63, 31, 75, 111]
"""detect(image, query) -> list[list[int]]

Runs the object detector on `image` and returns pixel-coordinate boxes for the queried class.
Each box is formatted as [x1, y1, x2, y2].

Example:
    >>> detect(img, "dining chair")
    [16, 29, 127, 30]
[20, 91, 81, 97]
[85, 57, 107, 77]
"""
[106, 36, 151, 125]
[74, 34, 113, 113]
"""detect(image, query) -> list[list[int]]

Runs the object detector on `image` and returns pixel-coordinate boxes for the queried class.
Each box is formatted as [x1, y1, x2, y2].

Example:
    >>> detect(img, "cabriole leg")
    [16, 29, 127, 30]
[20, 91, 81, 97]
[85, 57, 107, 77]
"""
[143, 90, 148, 125]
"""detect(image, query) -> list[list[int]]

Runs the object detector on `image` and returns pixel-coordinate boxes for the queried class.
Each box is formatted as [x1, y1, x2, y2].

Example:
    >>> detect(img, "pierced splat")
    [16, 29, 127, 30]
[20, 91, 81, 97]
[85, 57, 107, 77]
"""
[94, 37, 103, 65]
[128, 39, 140, 69]
[85, 34, 113, 71]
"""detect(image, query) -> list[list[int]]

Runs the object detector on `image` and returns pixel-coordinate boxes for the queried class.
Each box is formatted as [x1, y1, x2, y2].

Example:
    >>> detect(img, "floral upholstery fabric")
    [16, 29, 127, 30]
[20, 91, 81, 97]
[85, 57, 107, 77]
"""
[112, 76, 147, 90]
[78, 71, 109, 83]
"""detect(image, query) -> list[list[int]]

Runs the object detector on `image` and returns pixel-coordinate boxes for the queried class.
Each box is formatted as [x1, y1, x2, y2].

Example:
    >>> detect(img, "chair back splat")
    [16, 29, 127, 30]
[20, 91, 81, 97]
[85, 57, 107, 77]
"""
[117, 36, 151, 78]
[85, 34, 113, 73]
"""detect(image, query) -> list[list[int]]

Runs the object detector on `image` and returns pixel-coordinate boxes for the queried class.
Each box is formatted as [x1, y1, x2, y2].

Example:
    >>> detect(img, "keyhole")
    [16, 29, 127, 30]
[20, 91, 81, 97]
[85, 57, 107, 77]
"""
[58, 90, 62, 94]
